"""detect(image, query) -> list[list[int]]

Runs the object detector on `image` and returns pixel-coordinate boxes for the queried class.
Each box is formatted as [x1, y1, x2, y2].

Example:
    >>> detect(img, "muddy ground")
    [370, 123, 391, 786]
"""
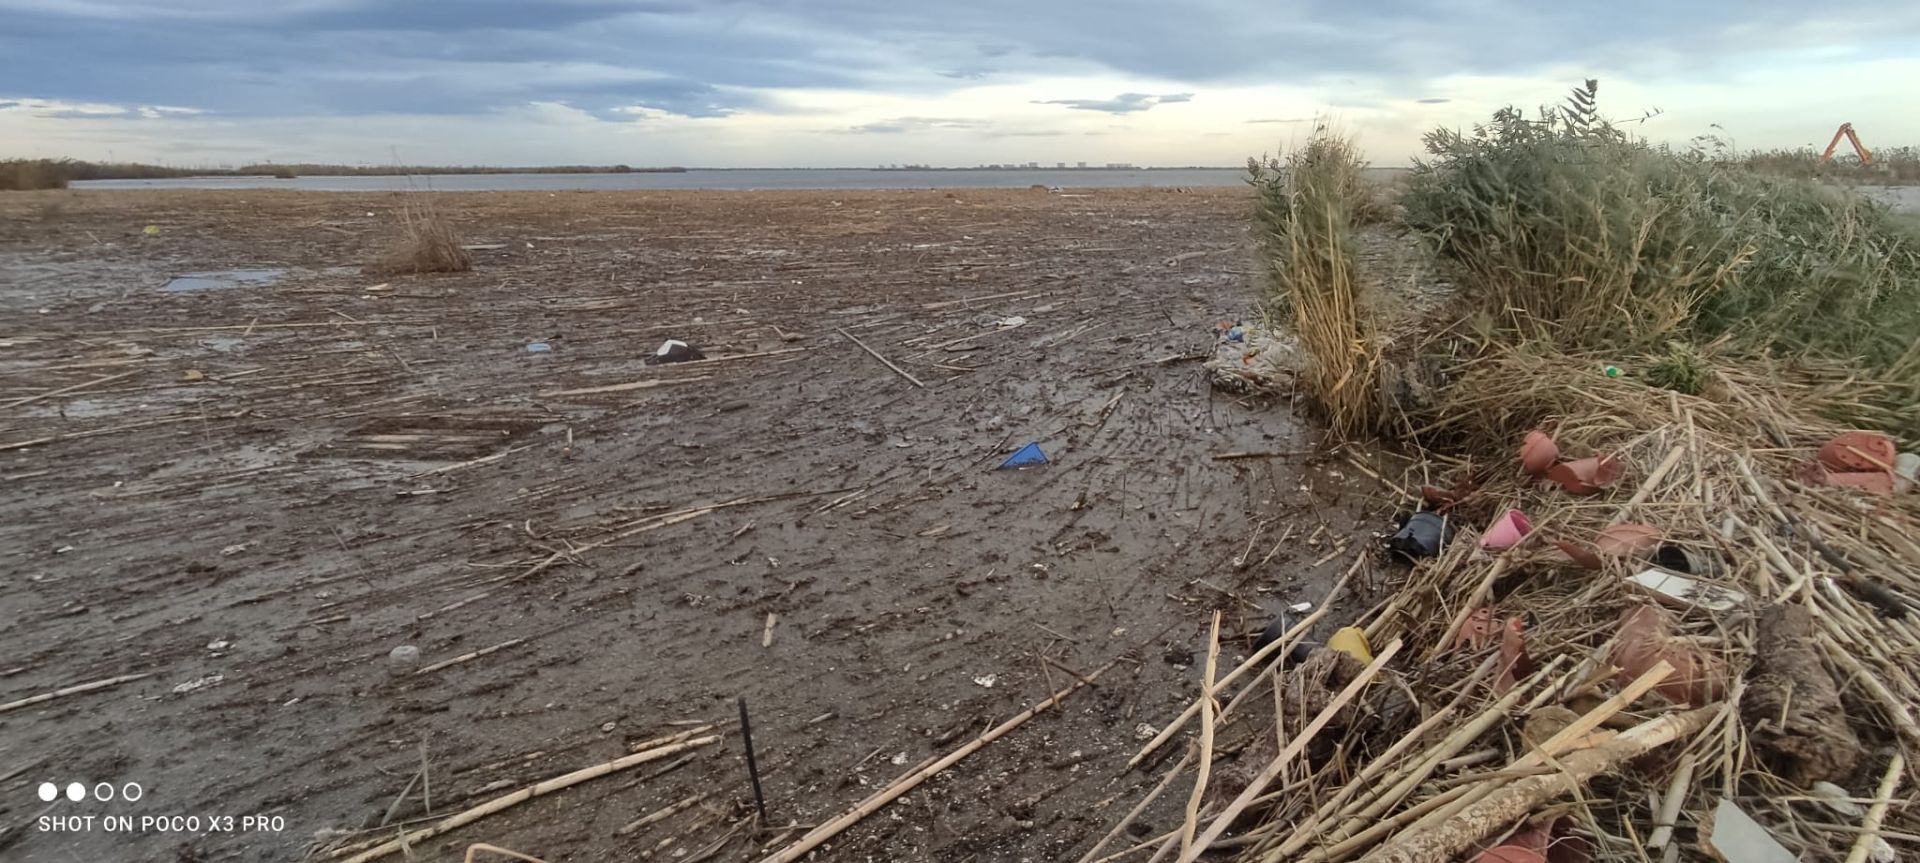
[0, 188, 1397, 862]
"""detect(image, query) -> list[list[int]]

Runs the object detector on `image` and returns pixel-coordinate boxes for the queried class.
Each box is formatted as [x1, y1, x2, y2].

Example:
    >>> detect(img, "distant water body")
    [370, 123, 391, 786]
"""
[75, 168, 1253, 192]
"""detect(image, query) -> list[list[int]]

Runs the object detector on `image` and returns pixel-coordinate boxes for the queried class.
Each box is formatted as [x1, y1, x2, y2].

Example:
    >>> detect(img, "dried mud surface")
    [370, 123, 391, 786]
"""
[1, 188, 1390, 862]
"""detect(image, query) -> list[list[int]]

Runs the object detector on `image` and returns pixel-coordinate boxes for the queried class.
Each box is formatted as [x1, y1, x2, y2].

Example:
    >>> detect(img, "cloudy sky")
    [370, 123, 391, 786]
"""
[3, 0, 1917, 168]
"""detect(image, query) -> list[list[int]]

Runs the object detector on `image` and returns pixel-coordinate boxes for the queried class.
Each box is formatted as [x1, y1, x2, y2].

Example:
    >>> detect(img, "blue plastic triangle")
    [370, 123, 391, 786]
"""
[998, 442, 1049, 469]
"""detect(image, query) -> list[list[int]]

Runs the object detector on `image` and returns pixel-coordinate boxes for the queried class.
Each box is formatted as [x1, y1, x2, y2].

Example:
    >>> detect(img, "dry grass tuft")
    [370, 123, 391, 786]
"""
[372, 198, 471, 275]
[1249, 128, 1387, 438]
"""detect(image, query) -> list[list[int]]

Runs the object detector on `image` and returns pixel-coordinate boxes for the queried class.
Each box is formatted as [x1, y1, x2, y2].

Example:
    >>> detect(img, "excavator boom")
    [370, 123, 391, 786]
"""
[1821, 123, 1874, 165]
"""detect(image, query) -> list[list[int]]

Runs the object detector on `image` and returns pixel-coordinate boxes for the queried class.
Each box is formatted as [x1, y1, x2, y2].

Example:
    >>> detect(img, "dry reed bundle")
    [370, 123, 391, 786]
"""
[372, 197, 471, 275]
[1250, 129, 1386, 438]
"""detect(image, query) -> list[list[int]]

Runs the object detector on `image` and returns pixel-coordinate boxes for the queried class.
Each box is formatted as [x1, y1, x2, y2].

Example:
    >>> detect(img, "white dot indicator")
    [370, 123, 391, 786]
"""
[65, 782, 86, 802]
[38, 782, 57, 802]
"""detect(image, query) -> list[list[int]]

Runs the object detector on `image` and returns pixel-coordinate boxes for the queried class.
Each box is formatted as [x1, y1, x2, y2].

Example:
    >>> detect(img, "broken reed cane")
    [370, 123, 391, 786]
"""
[1173, 638, 1403, 863]
[336, 734, 718, 863]
[755, 659, 1118, 863]
[1130, 555, 1364, 769]
[1354, 707, 1715, 863]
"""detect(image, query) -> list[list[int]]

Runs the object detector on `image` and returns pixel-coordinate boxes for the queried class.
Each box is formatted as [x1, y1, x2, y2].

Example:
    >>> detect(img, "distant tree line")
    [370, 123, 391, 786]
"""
[2, 158, 685, 189]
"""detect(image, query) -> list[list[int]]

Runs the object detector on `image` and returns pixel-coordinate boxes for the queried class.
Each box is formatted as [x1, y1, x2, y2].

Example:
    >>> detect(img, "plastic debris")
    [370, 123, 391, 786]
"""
[1626, 568, 1748, 613]
[1613, 606, 1726, 707]
[1520, 430, 1558, 476]
[998, 441, 1049, 469]
[1546, 455, 1624, 495]
[1705, 800, 1796, 863]
[1254, 612, 1317, 666]
[1818, 431, 1897, 473]
[1327, 627, 1372, 663]
[646, 339, 706, 365]
[525, 342, 552, 353]
[170, 673, 224, 695]
[1480, 509, 1533, 551]
[1594, 523, 1662, 559]
[1388, 512, 1449, 560]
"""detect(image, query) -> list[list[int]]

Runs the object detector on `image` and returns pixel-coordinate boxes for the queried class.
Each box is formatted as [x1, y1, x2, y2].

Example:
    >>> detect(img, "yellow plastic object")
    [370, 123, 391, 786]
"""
[1327, 626, 1372, 663]
[143, 224, 161, 236]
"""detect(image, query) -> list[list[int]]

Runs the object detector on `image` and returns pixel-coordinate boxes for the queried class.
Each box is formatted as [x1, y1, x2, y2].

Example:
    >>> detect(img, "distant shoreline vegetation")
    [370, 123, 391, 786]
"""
[0, 159, 686, 189]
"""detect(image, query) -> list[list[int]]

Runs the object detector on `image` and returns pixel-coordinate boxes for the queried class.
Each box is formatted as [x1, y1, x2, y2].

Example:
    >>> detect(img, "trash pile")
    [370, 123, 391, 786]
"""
[1081, 363, 1920, 863]
[1206, 319, 1303, 394]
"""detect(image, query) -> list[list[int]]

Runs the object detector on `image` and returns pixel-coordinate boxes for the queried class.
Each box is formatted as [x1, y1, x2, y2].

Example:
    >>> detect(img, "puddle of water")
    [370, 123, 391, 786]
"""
[163, 269, 286, 293]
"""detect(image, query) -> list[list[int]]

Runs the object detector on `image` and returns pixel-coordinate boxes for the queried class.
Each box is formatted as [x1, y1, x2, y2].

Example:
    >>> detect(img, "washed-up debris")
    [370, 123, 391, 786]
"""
[1593, 522, 1661, 559]
[1613, 605, 1725, 707]
[1388, 511, 1449, 560]
[1625, 568, 1747, 613]
[1706, 800, 1797, 863]
[1743, 604, 1861, 784]
[1895, 452, 1919, 493]
[525, 341, 552, 353]
[170, 673, 224, 695]
[1545, 454, 1623, 495]
[1206, 318, 1303, 393]
[1520, 430, 1558, 476]
[998, 441, 1049, 469]
[1818, 431, 1897, 472]
[1254, 612, 1318, 666]
[1480, 509, 1533, 551]
[646, 339, 705, 365]
[1326, 626, 1371, 663]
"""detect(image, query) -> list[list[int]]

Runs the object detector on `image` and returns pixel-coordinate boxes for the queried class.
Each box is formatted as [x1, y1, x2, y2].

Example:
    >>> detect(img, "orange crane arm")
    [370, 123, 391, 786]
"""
[1821, 123, 1873, 165]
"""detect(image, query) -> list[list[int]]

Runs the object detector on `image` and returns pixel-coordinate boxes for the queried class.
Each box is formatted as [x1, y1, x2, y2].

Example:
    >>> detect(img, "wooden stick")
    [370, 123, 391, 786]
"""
[0, 370, 139, 409]
[1178, 639, 1403, 863]
[336, 735, 718, 862]
[1179, 613, 1223, 859]
[1129, 555, 1362, 769]
[1844, 753, 1905, 863]
[414, 638, 527, 676]
[1354, 708, 1714, 863]
[762, 612, 778, 648]
[0, 673, 152, 715]
[1211, 451, 1311, 461]
[756, 659, 1116, 863]
[837, 327, 925, 388]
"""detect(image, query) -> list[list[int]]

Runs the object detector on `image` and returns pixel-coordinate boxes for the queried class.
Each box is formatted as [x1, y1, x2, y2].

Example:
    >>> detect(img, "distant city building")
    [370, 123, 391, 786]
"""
[1026, 161, 1039, 169]
[1077, 162, 1087, 169]
[1056, 162, 1065, 168]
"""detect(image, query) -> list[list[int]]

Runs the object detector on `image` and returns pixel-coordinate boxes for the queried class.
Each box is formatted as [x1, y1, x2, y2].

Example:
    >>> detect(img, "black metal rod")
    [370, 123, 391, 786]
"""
[738, 696, 769, 822]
